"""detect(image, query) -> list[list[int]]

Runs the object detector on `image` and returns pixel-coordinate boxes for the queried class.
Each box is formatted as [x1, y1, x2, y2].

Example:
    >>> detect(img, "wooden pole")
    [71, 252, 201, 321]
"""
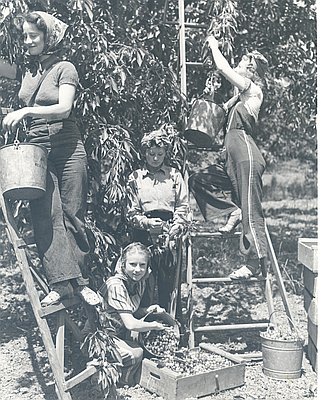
[178, 0, 187, 97]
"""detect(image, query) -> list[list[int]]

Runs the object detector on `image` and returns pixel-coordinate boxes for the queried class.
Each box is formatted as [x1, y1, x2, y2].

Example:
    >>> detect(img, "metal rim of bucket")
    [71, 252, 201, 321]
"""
[142, 311, 180, 358]
[261, 311, 304, 342]
[259, 332, 304, 345]
[0, 142, 48, 154]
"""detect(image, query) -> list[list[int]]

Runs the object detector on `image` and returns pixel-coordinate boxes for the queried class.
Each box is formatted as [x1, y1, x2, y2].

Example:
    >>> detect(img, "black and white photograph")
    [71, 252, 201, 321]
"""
[0, 1, 318, 399]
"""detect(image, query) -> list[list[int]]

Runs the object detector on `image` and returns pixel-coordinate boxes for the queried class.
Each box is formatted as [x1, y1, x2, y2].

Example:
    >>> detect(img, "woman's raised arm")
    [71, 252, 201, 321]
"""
[0, 58, 17, 80]
[206, 35, 248, 92]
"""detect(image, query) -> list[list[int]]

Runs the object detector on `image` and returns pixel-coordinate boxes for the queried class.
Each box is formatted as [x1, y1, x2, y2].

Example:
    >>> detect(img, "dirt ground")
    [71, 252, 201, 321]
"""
[0, 280, 317, 400]
[0, 198, 318, 400]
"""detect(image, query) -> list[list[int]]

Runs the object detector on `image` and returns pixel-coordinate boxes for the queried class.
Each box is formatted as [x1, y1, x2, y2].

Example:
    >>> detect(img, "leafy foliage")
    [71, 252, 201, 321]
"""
[82, 328, 122, 398]
[0, 0, 316, 284]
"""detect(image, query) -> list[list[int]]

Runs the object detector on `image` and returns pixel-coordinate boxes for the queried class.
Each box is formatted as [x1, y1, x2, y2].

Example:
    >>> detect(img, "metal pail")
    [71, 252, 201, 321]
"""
[0, 142, 48, 200]
[260, 333, 304, 379]
[184, 98, 226, 148]
[141, 311, 180, 359]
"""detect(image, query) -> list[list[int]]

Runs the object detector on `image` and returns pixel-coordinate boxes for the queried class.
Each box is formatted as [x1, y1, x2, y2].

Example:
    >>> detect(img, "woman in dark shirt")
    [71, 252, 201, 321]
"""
[0, 11, 99, 306]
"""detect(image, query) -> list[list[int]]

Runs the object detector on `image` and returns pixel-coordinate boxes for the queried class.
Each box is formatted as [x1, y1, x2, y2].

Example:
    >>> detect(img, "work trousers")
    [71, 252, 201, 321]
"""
[131, 211, 175, 311]
[30, 141, 90, 286]
[114, 337, 144, 387]
[189, 129, 267, 265]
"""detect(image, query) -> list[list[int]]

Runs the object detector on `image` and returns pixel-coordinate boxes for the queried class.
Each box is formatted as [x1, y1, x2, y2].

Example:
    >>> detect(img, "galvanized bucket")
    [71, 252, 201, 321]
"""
[260, 313, 304, 380]
[141, 310, 180, 359]
[184, 98, 226, 148]
[0, 141, 48, 200]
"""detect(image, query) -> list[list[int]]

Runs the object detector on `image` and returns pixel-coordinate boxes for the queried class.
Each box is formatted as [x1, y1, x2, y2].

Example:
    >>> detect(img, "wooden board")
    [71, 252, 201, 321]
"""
[298, 238, 318, 272]
[308, 316, 318, 348]
[140, 347, 245, 400]
[304, 288, 313, 314]
[307, 338, 318, 373]
[303, 267, 318, 297]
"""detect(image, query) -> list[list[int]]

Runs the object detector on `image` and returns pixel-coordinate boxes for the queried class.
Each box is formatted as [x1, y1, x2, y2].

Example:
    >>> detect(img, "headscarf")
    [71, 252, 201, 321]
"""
[34, 11, 68, 53]
[140, 124, 174, 149]
[14, 11, 68, 73]
[248, 50, 269, 79]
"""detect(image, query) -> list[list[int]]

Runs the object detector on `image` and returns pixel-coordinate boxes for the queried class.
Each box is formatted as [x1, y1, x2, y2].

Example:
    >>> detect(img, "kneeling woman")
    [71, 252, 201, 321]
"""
[98, 243, 166, 386]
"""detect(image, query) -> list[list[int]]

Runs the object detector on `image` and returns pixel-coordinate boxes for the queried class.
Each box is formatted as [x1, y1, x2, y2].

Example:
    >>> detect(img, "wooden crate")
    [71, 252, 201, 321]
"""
[298, 238, 318, 272]
[139, 345, 245, 400]
[298, 238, 318, 372]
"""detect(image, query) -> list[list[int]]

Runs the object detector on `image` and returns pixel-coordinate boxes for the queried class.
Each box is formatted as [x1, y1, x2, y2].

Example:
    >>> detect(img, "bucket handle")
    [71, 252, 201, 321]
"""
[268, 310, 299, 335]
[12, 125, 22, 149]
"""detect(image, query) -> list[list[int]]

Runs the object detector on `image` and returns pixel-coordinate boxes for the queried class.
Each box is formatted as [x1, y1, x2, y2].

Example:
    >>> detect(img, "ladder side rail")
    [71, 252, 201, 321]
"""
[186, 236, 195, 347]
[169, 237, 183, 318]
[0, 194, 72, 400]
[56, 312, 66, 378]
[265, 225, 294, 327]
[178, 0, 187, 97]
[264, 272, 276, 324]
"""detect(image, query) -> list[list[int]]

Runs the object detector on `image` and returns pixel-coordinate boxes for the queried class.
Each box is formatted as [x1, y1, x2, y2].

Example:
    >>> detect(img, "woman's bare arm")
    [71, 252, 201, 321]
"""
[2, 83, 76, 133]
[119, 312, 164, 333]
[207, 35, 248, 92]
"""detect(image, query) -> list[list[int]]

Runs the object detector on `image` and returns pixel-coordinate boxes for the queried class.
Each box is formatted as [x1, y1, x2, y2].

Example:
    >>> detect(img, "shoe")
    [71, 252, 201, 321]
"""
[218, 208, 242, 234]
[76, 286, 100, 306]
[41, 281, 73, 307]
[229, 265, 256, 280]
[41, 290, 61, 307]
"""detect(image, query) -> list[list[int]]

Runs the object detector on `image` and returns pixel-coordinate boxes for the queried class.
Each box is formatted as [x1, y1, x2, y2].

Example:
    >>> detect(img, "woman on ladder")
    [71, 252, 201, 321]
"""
[0, 11, 99, 306]
[189, 34, 269, 279]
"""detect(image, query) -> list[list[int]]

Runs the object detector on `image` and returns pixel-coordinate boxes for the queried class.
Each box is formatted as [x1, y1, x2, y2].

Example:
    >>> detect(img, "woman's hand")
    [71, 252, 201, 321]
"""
[206, 35, 219, 50]
[2, 108, 29, 134]
[150, 321, 165, 331]
[145, 305, 166, 314]
[147, 218, 164, 234]
[169, 223, 181, 240]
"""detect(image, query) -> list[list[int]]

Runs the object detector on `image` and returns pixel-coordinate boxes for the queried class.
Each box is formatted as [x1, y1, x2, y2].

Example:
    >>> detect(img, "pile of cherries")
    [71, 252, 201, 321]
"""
[144, 327, 179, 358]
[162, 348, 233, 376]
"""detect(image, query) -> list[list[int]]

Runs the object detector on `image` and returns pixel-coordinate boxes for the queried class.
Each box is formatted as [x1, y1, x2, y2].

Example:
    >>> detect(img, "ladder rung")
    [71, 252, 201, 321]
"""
[164, 21, 208, 29]
[65, 365, 97, 391]
[186, 61, 204, 67]
[39, 296, 81, 317]
[16, 236, 36, 248]
[190, 231, 241, 238]
[194, 322, 269, 332]
[192, 276, 265, 284]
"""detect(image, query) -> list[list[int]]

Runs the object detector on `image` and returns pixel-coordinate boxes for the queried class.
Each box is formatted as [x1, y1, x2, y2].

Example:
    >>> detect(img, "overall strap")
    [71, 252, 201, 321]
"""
[27, 58, 61, 107]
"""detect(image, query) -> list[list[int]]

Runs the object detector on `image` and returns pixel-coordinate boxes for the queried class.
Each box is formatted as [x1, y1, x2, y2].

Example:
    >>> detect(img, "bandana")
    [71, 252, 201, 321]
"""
[34, 11, 68, 53]
[248, 50, 269, 79]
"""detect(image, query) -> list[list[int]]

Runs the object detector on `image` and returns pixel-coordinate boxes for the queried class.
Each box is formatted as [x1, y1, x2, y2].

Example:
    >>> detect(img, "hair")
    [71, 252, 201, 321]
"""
[14, 12, 64, 54]
[15, 12, 47, 35]
[120, 242, 152, 270]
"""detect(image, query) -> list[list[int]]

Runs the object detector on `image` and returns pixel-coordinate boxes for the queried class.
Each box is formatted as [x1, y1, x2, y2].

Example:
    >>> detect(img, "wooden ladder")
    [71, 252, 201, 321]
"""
[185, 226, 294, 348]
[0, 189, 97, 400]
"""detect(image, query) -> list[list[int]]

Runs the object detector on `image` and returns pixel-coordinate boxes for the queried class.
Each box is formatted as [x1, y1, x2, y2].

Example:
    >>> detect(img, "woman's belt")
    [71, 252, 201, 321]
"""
[144, 210, 173, 221]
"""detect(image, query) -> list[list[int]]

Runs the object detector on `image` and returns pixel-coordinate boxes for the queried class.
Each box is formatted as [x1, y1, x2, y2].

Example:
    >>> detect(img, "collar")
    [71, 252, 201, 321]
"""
[141, 165, 167, 178]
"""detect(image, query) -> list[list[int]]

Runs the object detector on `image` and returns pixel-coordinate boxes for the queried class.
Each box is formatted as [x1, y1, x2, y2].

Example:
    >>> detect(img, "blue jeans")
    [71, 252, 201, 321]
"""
[30, 141, 90, 286]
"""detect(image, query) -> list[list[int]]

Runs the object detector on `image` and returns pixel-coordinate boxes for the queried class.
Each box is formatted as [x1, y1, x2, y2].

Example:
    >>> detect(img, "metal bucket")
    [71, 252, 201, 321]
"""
[184, 98, 226, 148]
[142, 311, 180, 359]
[260, 333, 304, 379]
[0, 142, 48, 200]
